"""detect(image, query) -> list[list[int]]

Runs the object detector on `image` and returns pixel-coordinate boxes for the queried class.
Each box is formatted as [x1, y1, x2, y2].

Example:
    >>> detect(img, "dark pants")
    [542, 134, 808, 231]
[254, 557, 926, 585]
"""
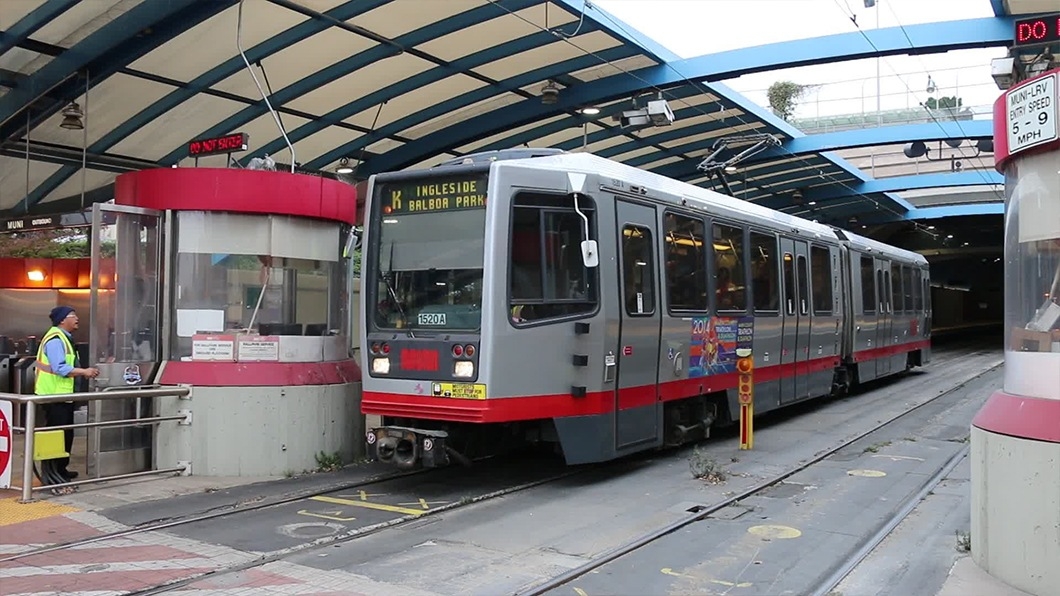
[42, 401, 75, 472]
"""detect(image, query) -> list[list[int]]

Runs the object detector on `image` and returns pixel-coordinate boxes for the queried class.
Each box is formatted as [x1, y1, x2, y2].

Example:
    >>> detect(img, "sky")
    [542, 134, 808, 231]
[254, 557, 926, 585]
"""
[590, 0, 1006, 121]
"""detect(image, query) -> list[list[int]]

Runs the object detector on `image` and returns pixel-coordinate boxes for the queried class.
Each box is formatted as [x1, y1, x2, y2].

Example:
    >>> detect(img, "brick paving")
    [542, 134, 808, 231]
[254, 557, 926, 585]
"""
[0, 507, 441, 596]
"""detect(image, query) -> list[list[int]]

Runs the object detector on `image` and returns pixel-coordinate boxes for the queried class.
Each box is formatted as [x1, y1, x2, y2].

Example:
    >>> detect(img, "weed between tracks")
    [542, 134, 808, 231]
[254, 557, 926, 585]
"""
[689, 446, 727, 484]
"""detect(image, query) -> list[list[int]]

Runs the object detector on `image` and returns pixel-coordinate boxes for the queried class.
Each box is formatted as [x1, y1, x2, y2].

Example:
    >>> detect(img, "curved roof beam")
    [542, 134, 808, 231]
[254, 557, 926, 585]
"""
[22, 0, 395, 209]
[304, 46, 638, 171]
[551, 0, 680, 62]
[0, 0, 236, 143]
[744, 120, 994, 161]
[357, 17, 1015, 176]
[756, 170, 1003, 211]
[901, 203, 1004, 220]
[161, 0, 548, 166]
[0, 0, 79, 56]
[648, 119, 996, 186]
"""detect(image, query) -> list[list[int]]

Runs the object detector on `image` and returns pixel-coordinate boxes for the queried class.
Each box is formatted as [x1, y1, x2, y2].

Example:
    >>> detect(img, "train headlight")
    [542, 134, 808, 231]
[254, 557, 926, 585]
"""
[372, 357, 391, 374]
[453, 360, 475, 378]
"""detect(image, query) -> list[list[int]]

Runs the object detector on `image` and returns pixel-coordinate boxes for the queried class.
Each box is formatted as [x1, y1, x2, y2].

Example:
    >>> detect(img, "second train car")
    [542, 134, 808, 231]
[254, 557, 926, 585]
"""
[360, 149, 932, 468]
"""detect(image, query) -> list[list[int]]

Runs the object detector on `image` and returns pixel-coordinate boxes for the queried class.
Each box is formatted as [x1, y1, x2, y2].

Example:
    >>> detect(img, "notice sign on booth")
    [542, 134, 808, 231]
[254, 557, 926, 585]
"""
[1006, 72, 1057, 156]
[237, 336, 280, 361]
[1, 400, 12, 489]
[191, 334, 236, 361]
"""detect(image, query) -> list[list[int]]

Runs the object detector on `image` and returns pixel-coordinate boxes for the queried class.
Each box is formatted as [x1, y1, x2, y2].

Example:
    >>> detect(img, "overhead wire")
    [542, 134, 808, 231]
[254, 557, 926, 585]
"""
[485, 0, 911, 228]
[836, 0, 1004, 200]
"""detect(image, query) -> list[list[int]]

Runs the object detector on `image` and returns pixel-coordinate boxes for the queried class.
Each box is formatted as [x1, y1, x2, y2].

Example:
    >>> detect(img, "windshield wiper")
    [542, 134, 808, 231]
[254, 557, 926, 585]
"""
[382, 242, 415, 338]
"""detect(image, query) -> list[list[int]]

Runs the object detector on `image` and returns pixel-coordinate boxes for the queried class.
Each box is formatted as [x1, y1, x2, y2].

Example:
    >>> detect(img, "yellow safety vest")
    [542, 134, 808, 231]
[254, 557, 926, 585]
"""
[35, 326, 76, 396]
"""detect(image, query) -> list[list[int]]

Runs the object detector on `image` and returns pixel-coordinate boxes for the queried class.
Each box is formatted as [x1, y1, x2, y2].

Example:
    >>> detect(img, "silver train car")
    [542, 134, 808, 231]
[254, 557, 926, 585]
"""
[360, 149, 932, 468]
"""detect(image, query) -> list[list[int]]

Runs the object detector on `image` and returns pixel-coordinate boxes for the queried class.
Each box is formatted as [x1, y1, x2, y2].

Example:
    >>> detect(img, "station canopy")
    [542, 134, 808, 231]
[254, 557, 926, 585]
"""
[1, 0, 907, 224]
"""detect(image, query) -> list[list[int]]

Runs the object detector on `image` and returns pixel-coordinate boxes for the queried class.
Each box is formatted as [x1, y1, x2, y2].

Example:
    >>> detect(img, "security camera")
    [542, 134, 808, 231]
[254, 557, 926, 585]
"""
[991, 57, 1016, 91]
[616, 110, 650, 127]
[792, 189, 804, 202]
[646, 99, 675, 126]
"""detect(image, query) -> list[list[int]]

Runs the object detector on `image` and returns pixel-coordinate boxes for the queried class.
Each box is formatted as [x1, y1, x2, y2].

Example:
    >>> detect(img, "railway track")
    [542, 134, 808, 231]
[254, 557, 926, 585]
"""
[516, 358, 1002, 596]
[6, 341, 991, 594]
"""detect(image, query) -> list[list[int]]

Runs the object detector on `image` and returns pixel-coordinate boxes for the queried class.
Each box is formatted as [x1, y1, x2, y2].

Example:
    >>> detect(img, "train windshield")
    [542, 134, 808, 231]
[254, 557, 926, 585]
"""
[370, 174, 488, 331]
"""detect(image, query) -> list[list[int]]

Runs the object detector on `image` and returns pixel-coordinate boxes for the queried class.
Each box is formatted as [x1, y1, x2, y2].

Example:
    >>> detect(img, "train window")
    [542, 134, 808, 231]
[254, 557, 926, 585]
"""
[664, 212, 707, 312]
[891, 264, 903, 313]
[903, 266, 914, 312]
[810, 245, 832, 314]
[914, 269, 924, 311]
[860, 255, 876, 314]
[750, 232, 779, 312]
[782, 252, 795, 316]
[796, 255, 809, 316]
[877, 270, 886, 312]
[712, 223, 747, 312]
[509, 194, 598, 325]
[622, 225, 655, 316]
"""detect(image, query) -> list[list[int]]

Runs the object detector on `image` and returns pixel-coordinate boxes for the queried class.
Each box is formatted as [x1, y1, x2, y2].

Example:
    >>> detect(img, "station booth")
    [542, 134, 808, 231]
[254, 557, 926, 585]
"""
[0, 167, 362, 480]
[971, 67, 1060, 596]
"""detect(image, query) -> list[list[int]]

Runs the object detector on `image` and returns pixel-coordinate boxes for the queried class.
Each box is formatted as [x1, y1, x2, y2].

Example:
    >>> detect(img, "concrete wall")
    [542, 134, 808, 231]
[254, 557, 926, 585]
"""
[154, 381, 364, 477]
[971, 425, 1060, 596]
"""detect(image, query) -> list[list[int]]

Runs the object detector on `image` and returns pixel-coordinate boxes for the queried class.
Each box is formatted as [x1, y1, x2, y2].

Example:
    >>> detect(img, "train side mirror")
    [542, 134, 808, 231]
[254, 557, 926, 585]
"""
[343, 226, 362, 258]
[581, 240, 599, 268]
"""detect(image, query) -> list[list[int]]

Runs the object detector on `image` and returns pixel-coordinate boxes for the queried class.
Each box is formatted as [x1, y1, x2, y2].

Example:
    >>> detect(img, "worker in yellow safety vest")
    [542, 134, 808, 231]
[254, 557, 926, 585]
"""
[35, 306, 99, 483]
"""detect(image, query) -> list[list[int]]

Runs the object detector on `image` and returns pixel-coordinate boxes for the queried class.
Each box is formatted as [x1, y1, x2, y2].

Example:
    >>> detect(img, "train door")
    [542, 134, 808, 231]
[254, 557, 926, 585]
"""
[854, 253, 877, 382]
[615, 200, 660, 450]
[794, 244, 811, 399]
[875, 260, 892, 377]
[778, 238, 810, 403]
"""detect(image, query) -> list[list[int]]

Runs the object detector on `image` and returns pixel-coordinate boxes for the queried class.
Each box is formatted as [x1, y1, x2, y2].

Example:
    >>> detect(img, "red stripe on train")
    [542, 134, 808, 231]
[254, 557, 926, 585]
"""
[364, 341, 929, 423]
[853, 339, 930, 362]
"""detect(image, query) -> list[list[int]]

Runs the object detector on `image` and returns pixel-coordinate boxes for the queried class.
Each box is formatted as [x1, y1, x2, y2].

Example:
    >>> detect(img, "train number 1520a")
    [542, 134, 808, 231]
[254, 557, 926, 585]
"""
[418, 312, 447, 326]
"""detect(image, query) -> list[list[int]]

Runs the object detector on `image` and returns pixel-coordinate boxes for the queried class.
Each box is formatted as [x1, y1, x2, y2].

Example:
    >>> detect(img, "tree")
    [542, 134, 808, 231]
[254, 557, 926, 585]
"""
[767, 81, 811, 121]
[0, 229, 114, 258]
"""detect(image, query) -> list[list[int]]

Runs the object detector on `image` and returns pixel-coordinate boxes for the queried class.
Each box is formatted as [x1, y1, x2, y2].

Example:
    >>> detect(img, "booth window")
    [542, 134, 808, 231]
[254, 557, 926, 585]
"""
[170, 211, 348, 358]
[509, 193, 597, 325]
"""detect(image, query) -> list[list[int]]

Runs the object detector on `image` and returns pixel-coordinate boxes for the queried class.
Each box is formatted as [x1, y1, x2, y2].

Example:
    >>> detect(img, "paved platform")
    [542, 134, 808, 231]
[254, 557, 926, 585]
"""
[1, 455, 1032, 596]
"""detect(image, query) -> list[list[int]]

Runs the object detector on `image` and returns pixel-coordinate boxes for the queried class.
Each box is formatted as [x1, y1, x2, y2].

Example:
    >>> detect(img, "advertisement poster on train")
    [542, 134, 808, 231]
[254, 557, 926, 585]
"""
[689, 316, 754, 378]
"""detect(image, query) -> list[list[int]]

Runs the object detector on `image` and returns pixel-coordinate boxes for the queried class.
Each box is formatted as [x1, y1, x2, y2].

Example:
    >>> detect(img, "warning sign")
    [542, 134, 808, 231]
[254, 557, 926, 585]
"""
[1, 400, 12, 489]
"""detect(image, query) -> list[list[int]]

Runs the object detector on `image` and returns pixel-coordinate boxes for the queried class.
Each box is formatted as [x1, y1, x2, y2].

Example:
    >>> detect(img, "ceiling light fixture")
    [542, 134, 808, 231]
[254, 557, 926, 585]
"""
[336, 157, 353, 174]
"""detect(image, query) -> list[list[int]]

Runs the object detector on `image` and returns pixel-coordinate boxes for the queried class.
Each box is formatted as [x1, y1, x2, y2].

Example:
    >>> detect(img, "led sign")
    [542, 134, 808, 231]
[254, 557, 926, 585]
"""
[187, 132, 249, 157]
[381, 175, 488, 215]
[1014, 14, 1060, 47]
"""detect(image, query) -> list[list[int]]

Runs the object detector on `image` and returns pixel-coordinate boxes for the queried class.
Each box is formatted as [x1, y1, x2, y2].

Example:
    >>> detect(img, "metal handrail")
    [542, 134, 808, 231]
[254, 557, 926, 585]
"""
[0, 386, 192, 503]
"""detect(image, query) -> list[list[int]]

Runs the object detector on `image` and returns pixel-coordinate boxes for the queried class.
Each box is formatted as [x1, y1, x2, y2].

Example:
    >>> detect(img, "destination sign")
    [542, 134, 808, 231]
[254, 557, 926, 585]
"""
[381, 175, 488, 215]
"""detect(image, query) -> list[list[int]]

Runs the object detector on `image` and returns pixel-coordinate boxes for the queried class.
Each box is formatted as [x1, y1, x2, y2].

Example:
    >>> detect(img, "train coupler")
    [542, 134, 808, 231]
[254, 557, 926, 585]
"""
[366, 426, 450, 469]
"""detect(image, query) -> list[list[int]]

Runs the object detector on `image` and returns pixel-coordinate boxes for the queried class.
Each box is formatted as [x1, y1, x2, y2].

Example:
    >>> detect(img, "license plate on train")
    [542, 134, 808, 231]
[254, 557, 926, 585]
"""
[432, 382, 486, 400]
[418, 312, 447, 326]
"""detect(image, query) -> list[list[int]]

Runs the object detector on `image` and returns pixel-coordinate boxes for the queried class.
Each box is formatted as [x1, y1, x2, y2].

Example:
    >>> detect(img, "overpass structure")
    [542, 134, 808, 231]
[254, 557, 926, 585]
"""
[0, 0, 1054, 289]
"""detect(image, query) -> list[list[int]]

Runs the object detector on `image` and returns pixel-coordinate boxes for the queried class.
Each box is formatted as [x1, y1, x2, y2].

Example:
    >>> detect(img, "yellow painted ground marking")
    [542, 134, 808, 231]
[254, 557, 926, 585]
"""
[661, 569, 752, 588]
[0, 497, 80, 526]
[848, 469, 887, 477]
[573, 588, 589, 596]
[871, 454, 924, 462]
[297, 509, 357, 522]
[747, 524, 802, 540]
[398, 499, 448, 510]
[311, 495, 426, 516]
